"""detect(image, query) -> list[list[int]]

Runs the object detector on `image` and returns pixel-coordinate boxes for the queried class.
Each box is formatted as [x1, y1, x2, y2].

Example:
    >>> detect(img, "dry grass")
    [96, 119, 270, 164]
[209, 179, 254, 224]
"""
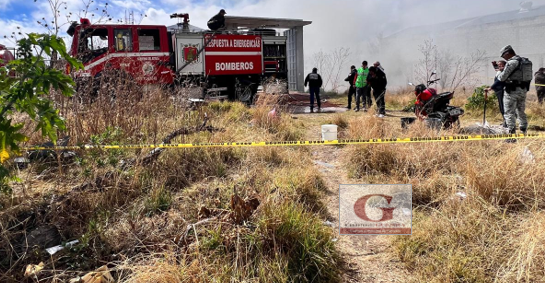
[0, 84, 339, 282]
[2, 81, 545, 282]
[341, 106, 545, 282]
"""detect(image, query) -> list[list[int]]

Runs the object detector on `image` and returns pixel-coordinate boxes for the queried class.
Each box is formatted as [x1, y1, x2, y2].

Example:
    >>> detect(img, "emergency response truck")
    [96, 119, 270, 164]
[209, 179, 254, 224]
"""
[67, 14, 311, 102]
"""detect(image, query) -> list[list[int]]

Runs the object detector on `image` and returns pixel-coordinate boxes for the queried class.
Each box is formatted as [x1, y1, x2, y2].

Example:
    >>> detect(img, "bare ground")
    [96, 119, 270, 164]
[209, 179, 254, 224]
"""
[296, 111, 413, 283]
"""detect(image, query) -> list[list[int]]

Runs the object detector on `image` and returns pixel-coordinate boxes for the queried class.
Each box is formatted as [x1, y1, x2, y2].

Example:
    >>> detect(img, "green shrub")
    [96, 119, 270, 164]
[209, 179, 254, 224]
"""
[465, 85, 498, 111]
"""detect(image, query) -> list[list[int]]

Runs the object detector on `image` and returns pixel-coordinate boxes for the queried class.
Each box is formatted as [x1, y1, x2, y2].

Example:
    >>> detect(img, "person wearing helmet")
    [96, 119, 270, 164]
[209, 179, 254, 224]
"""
[304, 67, 323, 113]
[207, 9, 227, 31]
[414, 84, 436, 119]
[496, 45, 528, 135]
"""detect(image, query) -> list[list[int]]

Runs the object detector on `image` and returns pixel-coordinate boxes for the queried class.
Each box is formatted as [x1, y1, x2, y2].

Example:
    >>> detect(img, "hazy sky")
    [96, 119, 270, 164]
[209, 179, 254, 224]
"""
[1, 0, 544, 85]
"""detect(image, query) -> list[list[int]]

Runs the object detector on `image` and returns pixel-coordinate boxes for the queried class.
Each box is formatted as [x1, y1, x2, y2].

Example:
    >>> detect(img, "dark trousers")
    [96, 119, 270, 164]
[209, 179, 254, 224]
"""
[363, 86, 372, 108]
[347, 85, 356, 108]
[356, 86, 371, 110]
[310, 87, 321, 109]
[373, 88, 386, 115]
[538, 88, 545, 104]
[496, 89, 506, 120]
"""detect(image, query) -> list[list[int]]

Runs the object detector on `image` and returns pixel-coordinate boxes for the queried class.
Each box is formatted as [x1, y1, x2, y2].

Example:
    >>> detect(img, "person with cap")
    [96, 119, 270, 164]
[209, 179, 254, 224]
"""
[535, 68, 545, 104]
[344, 65, 357, 110]
[353, 61, 371, 112]
[304, 67, 323, 113]
[207, 9, 227, 31]
[496, 45, 528, 136]
[373, 61, 385, 73]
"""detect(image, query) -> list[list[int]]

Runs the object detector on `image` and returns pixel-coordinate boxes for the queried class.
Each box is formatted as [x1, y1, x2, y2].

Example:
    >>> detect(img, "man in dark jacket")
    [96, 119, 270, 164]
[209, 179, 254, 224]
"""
[367, 66, 387, 117]
[535, 68, 545, 104]
[304, 67, 323, 113]
[344, 65, 357, 110]
[486, 60, 507, 127]
[207, 9, 227, 31]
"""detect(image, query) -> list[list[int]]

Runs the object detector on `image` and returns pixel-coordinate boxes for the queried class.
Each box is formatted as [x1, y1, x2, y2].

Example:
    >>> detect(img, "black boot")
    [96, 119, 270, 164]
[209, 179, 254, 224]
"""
[505, 128, 517, 143]
[520, 127, 527, 135]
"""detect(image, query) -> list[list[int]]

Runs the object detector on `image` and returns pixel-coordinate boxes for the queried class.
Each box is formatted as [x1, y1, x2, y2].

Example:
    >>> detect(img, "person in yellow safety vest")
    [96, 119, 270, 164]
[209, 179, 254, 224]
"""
[353, 61, 371, 112]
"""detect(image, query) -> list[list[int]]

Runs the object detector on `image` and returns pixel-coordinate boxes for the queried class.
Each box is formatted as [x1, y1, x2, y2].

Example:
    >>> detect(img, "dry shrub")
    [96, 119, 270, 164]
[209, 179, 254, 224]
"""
[250, 94, 302, 141]
[253, 201, 340, 282]
[465, 143, 545, 209]
[526, 101, 545, 126]
[385, 87, 415, 110]
[272, 165, 328, 215]
[394, 199, 510, 283]
[495, 212, 545, 282]
[118, 255, 185, 283]
[328, 114, 349, 130]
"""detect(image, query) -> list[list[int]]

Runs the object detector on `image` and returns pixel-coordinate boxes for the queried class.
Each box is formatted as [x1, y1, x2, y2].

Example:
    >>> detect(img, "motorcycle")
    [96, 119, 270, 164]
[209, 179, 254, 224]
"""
[407, 71, 464, 130]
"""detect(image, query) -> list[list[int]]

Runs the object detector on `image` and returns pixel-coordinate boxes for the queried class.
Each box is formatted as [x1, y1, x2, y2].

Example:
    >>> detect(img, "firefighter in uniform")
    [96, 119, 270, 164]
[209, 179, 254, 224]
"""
[497, 45, 528, 135]
[304, 67, 323, 113]
[207, 9, 227, 31]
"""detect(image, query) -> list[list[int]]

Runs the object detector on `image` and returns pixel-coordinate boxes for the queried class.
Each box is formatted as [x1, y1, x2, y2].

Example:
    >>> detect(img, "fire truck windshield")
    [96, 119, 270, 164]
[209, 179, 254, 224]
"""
[78, 28, 109, 63]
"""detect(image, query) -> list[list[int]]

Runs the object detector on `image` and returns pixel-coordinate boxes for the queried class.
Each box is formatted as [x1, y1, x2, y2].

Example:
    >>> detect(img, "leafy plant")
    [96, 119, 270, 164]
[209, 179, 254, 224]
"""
[465, 85, 498, 111]
[0, 33, 82, 192]
[403, 98, 417, 112]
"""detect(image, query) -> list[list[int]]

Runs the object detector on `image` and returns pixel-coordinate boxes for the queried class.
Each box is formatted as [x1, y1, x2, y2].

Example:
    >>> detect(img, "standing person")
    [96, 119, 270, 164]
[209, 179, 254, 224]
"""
[367, 66, 387, 117]
[304, 67, 323, 113]
[344, 65, 357, 110]
[535, 67, 545, 104]
[353, 61, 370, 112]
[373, 61, 384, 73]
[486, 60, 507, 127]
[497, 45, 529, 135]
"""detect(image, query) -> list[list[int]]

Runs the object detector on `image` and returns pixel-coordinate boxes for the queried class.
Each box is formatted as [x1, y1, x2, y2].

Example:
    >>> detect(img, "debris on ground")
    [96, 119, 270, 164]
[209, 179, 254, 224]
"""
[46, 240, 80, 255]
[313, 160, 336, 168]
[70, 266, 114, 283]
[268, 107, 280, 120]
[324, 220, 335, 227]
[230, 195, 260, 224]
[24, 262, 44, 278]
[520, 146, 536, 164]
[460, 123, 509, 135]
[455, 192, 468, 201]
[24, 225, 62, 250]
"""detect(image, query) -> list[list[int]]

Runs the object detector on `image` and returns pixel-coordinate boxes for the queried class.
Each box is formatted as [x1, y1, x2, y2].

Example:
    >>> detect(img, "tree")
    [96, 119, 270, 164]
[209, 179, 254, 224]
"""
[0, 33, 82, 193]
[310, 47, 351, 92]
[413, 38, 486, 91]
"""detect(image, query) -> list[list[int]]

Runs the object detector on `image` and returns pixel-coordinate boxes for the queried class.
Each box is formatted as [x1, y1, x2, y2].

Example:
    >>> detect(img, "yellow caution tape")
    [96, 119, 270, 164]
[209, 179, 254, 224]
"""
[20, 133, 544, 151]
[535, 84, 545, 87]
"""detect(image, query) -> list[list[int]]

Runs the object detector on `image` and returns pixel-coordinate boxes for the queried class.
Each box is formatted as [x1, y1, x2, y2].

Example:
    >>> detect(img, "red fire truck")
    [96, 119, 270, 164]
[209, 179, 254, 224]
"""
[0, 44, 15, 68]
[67, 14, 311, 102]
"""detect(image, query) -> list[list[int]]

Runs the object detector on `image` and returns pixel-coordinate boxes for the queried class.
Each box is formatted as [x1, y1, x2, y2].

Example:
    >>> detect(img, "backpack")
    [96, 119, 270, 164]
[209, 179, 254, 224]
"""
[517, 57, 533, 83]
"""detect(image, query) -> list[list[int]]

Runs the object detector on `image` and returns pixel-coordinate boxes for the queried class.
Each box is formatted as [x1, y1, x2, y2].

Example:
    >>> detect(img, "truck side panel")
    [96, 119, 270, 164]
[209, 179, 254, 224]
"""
[174, 34, 205, 75]
[204, 34, 263, 76]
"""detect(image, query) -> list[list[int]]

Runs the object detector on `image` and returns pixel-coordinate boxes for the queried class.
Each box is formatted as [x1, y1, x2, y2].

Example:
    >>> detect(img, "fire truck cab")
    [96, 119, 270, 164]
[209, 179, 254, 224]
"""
[67, 14, 311, 101]
[0, 44, 15, 68]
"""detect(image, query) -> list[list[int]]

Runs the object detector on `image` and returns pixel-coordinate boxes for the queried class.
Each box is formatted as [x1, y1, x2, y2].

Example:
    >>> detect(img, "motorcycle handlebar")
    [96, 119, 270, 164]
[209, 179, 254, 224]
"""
[427, 78, 440, 86]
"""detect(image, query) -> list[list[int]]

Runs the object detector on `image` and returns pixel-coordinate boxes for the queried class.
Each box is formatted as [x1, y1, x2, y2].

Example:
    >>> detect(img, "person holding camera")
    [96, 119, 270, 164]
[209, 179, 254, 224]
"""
[486, 60, 507, 127]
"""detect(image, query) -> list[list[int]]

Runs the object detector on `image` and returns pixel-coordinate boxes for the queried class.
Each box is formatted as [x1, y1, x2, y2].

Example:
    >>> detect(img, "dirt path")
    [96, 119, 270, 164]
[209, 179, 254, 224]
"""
[300, 114, 411, 282]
